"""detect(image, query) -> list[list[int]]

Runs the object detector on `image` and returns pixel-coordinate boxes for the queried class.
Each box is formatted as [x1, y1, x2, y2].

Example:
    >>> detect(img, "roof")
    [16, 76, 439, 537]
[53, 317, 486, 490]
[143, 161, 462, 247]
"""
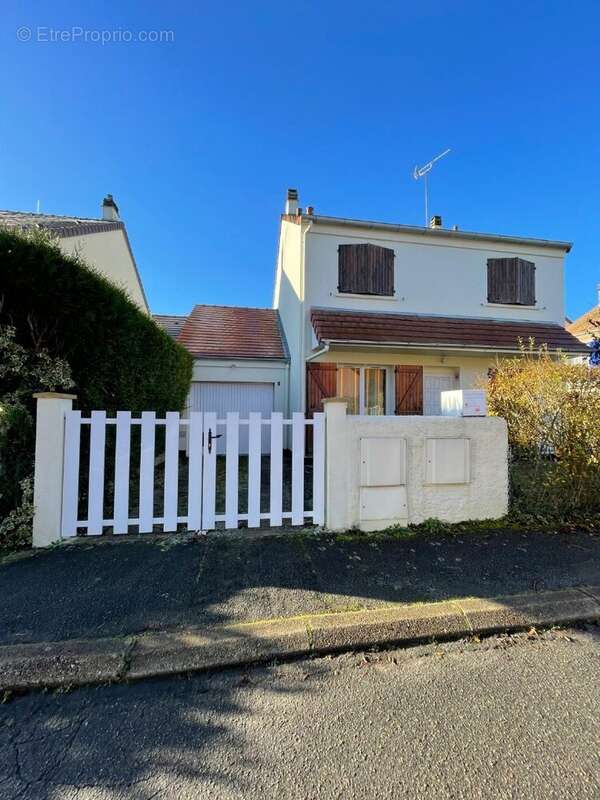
[153, 314, 188, 340]
[311, 308, 588, 354]
[176, 305, 288, 361]
[284, 213, 572, 253]
[0, 210, 125, 239]
[566, 306, 600, 343]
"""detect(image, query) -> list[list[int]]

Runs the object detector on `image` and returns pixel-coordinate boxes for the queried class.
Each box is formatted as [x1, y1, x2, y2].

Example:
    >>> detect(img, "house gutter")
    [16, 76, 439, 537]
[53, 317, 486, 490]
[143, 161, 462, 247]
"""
[305, 215, 572, 253]
[306, 344, 330, 362]
[318, 339, 589, 356]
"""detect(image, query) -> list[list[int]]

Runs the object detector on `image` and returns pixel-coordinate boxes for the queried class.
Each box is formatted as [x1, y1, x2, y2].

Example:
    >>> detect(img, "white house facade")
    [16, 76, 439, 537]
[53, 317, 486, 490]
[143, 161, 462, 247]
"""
[273, 189, 586, 418]
[0, 194, 148, 312]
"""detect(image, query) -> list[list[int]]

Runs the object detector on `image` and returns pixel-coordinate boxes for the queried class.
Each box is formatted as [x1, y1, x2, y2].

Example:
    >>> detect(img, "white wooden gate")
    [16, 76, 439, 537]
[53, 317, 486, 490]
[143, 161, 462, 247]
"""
[60, 411, 324, 537]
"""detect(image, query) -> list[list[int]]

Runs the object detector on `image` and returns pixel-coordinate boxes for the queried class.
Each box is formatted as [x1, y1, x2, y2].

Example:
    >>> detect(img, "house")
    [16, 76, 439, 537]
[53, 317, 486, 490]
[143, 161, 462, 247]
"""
[156, 188, 587, 431]
[274, 189, 588, 417]
[155, 304, 289, 453]
[0, 195, 148, 312]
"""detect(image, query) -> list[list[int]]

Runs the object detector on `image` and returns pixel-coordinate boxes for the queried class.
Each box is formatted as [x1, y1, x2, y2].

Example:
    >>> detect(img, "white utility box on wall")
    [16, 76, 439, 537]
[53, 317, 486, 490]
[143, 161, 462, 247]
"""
[425, 438, 471, 484]
[360, 437, 406, 486]
[441, 389, 487, 417]
[359, 437, 408, 531]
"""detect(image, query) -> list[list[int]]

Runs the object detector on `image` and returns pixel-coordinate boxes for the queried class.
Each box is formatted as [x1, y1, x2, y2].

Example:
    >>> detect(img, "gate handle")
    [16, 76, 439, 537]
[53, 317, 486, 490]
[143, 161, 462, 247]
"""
[207, 428, 223, 454]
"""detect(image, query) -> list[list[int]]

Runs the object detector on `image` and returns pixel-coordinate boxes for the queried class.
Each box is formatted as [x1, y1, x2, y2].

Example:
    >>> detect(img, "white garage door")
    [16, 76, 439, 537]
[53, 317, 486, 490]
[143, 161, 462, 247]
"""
[189, 382, 274, 454]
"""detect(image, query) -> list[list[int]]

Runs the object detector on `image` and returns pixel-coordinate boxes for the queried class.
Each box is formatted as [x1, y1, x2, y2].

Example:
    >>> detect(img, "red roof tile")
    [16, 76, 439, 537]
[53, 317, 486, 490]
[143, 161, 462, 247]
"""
[177, 305, 287, 360]
[311, 308, 588, 354]
[567, 306, 600, 343]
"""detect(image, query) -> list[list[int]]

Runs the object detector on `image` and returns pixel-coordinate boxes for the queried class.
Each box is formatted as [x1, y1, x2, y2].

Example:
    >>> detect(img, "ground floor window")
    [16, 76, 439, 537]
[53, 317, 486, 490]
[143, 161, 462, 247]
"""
[338, 365, 388, 415]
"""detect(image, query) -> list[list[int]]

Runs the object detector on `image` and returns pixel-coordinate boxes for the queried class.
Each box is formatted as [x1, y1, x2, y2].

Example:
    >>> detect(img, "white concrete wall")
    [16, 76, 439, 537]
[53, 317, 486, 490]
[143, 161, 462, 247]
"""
[305, 223, 565, 325]
[59, 228, 148, 312]
[272, 219, 305, 416]
[324, 401, 508, 531]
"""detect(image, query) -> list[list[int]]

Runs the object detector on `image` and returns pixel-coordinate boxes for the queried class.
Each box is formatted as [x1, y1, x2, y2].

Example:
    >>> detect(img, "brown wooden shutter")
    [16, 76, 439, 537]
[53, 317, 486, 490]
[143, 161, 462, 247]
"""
[306, 363, 338, 416]
[395, 366, 423, 415]
[338, 244, 394, 296]
[516, 258, 535, 305]
[488, 258, 535, 305]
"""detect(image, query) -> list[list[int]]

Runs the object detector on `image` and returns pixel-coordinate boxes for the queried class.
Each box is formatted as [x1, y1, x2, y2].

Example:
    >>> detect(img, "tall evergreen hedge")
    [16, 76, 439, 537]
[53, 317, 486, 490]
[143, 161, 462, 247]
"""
[0, 227, 192, 414]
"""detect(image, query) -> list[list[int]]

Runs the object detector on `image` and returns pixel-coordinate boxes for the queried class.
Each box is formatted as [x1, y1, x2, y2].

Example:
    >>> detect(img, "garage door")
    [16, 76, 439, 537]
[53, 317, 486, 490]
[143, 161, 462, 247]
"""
[189, 382, 274, 454]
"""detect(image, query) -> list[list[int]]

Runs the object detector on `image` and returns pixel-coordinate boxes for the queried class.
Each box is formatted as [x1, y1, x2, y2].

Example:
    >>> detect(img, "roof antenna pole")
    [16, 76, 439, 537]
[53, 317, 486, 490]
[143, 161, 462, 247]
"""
[413, 148, 451, 226]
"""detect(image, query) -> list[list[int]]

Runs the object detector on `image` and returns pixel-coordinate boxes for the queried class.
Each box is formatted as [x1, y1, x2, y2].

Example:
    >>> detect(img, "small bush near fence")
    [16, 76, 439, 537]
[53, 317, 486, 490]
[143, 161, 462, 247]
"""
[486, 343, 600, 519]
[0, 227, 193, 550]
[0, 325, 74, 549]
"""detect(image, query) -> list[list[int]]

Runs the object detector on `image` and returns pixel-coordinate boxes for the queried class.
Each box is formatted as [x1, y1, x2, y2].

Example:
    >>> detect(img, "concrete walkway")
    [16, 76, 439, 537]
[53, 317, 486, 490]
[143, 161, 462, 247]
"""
[2, 585, 599, 692]
[1, 528, 599, 692]
[1, 528, 599, 646]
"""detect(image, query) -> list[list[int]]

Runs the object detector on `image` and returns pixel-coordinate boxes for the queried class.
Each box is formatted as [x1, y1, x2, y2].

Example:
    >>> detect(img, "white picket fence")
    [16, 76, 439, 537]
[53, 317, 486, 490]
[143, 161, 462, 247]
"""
[60, 410, 325, 537]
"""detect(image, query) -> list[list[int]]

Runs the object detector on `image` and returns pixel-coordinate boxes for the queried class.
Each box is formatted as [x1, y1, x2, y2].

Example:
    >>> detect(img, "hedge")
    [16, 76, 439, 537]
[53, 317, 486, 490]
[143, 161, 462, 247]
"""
[0, 227, 193, 415]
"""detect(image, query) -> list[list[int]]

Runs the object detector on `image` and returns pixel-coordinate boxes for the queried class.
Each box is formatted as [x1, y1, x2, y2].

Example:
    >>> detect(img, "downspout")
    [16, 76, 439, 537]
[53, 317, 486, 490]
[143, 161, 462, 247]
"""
[306, 343, 330, 362]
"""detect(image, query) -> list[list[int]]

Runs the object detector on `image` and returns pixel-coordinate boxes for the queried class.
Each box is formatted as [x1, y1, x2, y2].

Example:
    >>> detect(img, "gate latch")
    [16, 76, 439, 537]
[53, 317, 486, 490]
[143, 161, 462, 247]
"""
[207, 428, 223, 454]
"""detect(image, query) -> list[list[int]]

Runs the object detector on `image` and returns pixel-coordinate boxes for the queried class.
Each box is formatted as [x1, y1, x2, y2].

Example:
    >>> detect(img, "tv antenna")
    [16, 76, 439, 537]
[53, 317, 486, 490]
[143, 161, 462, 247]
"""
[413, 148, 451, 226]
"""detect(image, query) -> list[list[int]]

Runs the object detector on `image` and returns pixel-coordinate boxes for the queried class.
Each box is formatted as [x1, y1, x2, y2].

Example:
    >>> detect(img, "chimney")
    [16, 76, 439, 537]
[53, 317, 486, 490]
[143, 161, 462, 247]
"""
[429, 215, 442, 229]
[102, 194, 120, 221]
[285, 188, 299, 216]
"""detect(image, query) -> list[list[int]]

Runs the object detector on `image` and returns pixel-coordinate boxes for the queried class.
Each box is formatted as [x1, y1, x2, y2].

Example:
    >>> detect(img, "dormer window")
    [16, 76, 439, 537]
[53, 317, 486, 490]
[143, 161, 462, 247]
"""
[487, 257, 536, 305]
[338, 243, 395, 296]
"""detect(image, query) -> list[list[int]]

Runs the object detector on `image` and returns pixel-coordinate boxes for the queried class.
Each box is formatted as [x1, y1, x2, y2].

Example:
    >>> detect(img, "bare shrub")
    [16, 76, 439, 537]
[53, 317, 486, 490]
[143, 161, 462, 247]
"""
[485, 342, 600, 516]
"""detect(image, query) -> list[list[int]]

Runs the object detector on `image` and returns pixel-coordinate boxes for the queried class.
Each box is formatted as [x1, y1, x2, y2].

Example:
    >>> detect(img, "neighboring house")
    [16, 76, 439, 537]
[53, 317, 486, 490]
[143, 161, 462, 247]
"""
[273, 189, 587, 417]
[0, 194, 148, 312]
[566, 285, 600, 365]
[567, 285, 600, 345]
[155, 304, 289, 453]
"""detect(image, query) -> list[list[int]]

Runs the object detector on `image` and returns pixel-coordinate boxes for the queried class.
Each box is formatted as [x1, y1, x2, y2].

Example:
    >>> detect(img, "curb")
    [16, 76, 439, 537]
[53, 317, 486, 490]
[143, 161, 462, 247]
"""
[2, 586, 599, 694]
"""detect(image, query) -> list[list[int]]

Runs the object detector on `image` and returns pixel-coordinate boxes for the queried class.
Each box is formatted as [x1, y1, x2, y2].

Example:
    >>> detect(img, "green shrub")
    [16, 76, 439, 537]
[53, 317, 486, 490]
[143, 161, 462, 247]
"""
[0, 325, 74, 549]
[0, 227, 193, 549]
[0, 226, 192, 415]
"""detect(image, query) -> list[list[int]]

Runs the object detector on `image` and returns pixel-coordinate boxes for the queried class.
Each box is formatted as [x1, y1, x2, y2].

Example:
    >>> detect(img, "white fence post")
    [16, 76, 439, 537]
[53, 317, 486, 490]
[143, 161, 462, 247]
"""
[32, 392, 77, 548]
[323, 399, 348, 532]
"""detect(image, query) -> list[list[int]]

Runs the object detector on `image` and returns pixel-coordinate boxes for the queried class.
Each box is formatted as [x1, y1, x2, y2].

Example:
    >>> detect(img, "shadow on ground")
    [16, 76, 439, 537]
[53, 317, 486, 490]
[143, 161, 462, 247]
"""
[1, 528, 599, 646]
[0, 663, 311, 800]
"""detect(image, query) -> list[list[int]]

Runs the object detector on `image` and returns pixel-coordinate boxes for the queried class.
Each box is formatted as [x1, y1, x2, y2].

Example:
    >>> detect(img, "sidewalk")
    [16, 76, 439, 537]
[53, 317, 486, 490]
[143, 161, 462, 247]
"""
[2, 586, 599, 692]
[1, 528, 599, 646]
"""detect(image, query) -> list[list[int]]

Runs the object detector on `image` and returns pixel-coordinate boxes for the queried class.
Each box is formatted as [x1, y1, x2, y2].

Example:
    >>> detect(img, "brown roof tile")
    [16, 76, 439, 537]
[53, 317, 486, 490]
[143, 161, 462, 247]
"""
[311, 308, 588, 354]
[177, 305, 287, 360]
[566, 306, 600, 343]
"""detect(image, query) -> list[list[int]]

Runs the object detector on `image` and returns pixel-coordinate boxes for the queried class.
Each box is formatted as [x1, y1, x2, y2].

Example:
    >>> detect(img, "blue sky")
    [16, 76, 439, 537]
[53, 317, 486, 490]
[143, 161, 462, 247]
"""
[2, 1, 599, 319]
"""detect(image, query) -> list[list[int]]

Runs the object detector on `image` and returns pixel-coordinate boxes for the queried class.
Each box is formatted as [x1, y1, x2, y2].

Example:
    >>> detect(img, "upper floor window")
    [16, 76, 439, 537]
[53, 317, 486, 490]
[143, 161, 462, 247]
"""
[338, 243, 395, 296]
[487, 257, 536, 305]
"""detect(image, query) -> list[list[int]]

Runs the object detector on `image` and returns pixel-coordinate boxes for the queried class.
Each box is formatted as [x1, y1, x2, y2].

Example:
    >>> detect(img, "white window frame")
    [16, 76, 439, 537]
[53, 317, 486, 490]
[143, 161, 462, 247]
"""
[338, 365, 392, 415]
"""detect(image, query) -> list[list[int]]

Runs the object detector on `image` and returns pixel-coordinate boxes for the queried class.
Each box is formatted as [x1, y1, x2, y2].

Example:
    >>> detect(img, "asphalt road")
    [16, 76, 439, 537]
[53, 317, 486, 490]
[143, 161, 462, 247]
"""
[1, 626, 599, 800]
